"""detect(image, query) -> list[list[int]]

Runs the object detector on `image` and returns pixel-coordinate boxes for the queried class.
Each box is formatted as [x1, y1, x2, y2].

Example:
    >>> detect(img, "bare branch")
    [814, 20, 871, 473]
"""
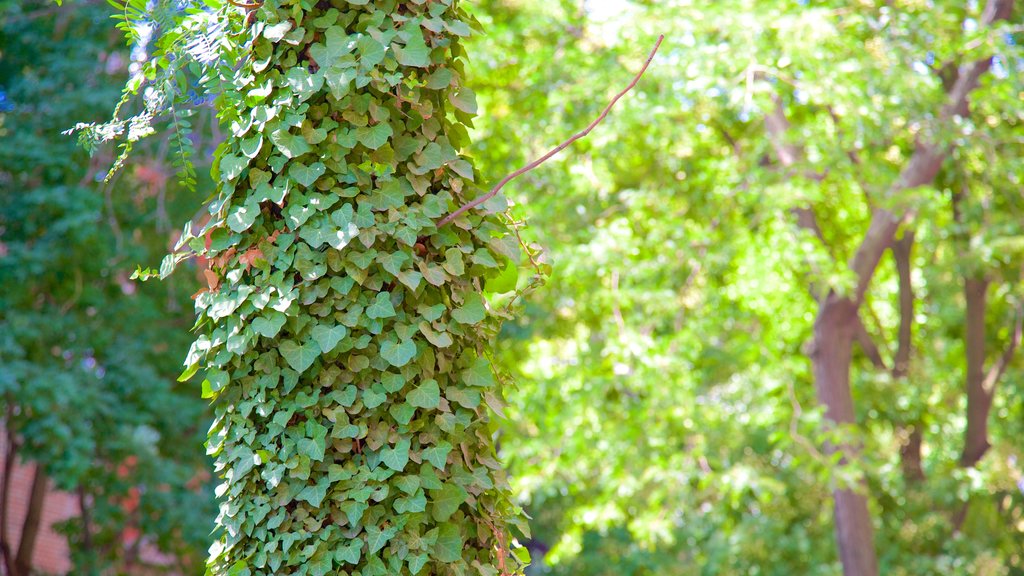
[437, 35, 665, 228]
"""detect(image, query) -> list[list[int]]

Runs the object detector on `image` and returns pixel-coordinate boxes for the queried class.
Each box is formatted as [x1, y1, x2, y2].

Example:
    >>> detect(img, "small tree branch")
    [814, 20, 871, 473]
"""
[437, 35, 665, 228]
[1, 403, 19, 576]
[982, 305, 1023, 393]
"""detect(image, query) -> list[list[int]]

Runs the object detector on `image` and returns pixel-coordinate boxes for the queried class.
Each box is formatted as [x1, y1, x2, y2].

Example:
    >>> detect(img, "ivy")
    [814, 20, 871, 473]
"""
[100, 0, 536, 574]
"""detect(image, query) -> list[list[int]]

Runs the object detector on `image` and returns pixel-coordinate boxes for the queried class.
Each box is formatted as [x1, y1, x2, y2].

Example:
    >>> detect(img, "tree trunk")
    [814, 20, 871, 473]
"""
[960, 277, 991, 467]
[891, 234, 924, 483]
[14, 465, 48, 576]
[1, 415, 18, 576]
[812, 296, 879, 576]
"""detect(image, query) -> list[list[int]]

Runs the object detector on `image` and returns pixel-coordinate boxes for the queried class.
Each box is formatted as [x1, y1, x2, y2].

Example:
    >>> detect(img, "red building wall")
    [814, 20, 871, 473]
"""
[0, 447, 77, 575]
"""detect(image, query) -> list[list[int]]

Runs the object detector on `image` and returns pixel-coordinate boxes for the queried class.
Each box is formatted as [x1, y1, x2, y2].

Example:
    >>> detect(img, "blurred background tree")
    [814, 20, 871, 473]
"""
[0, 2, 215, 574]
[2, 0, 1023, 575]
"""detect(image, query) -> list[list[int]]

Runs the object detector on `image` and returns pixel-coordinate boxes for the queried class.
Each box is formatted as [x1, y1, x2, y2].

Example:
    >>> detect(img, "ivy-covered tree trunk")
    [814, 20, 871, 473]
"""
[187, 2, 526, 574]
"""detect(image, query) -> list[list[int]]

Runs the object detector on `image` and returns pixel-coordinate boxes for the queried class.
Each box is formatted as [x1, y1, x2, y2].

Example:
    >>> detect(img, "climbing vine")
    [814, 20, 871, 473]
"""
[77, 0, 658, 572]
[83, 0, 537, 573]
[179, 1, 535, 574]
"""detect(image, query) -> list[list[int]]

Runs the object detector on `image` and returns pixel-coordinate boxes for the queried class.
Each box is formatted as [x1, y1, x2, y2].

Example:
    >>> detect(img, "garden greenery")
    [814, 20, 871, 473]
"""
[86, 0, 540, 574]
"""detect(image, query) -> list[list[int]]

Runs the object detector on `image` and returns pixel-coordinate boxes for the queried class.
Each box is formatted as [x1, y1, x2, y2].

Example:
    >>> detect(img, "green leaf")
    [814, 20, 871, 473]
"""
[407, 379, 440, 409]
[484, 260, 518, 294]
[432, 523, 463, 562]
[429, 483, 468, 522]
[252, 312, 286, 338]
[366, 293, 396, 319]
[397, 25, 432, 67]
[279, 339, 321, 373]
[380, 338, 416, 367]
[270, 128, 311, 159]
[389, 402, 415, 425]
[357, 34, 386, 68]
[289, 161, 326, 187]
[366, 524, 397, 555]
[227, 197, 259, 233]
[462, 357, 496, 388]
[310, 26, 351, 64]
[421, 442, 452, 470]
[449, 88, 478, 115]
[452, 294, 486, 325]
[381, 438, 411, 471]
[296, 480, 328, 507]
[308, 552, 333, 576]
[356, 122, 393, 150]
[311, 323, 347, 353]
[336, 540, 362, 565]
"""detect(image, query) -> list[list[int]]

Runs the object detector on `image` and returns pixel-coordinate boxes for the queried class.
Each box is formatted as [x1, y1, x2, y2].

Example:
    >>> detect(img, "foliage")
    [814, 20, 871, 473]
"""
[0, 1, 215, 573]
[107, 0, 541, 574]
[462, 0, 1024, 574]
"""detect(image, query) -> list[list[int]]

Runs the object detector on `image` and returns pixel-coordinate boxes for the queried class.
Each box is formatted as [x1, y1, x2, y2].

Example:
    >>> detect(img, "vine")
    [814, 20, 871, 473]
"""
[80, 0, 660, 573]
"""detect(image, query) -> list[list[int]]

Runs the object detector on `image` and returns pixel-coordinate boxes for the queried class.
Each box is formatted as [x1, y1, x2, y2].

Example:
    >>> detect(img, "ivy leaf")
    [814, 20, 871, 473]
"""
[431, 523, 463, 562]
[227, 197, 260, 233]
[308, 552, 333, 576]
[397, 26, 431, 68]
[462, 357, 496, 388]
[279, 339, 321, 373]
[407, 379, 440, 409]
[380, 338, 416, 367]
[449, 88, 478, 115]
[452, 294, 486, 325]
[270, 128, 311, 159]
[366, 293, 396, 319]
[366, 524, 397, 555]
[484, 260, 518, 294]
[311, 323, 347, 353]
[381, 438, 411, 471]
[335, 540, 362, 565]
[289, 161, 326, 188]
[220, 154, 248, 181]
[430, 483, 468, 522]
[310, 26, 351, 65]
[296, 479, 328, 507]
[357, 34, 386, 68]
[297, 419, 328, 462]
[356, 123, 393, 150]
[325, 66, 357, 100]
[421, 442, 452, 470]
[389, 402, 415, 425]
[252, 311, 286, 338]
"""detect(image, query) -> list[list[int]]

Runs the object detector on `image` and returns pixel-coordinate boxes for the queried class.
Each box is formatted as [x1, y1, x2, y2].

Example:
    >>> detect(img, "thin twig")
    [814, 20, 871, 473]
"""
[437, 35, 665, 228]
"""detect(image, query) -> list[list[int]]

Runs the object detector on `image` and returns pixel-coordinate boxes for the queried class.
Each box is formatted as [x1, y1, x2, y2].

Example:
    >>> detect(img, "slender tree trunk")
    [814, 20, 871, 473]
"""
[14, 465, 48, 576]
[960, 277, 991, 467]
[891, 234, 924, 483]
[1, 415, 18, 576]
[812, 296, 879, 576]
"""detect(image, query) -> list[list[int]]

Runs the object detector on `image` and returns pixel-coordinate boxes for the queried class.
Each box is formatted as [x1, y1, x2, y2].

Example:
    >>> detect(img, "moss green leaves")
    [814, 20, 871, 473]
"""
[152, 1, 531, 574]
[279, 338, 320, 373]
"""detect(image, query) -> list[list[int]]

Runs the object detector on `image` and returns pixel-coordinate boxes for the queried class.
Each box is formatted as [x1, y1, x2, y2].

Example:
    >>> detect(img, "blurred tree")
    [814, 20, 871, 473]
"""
[0, 2, 215, 574]
[464, 0, 1024, 575]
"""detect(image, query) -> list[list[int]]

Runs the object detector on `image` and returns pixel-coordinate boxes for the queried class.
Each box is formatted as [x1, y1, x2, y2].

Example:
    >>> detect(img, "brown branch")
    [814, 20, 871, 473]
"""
[982, 305, 1023, 393]
[891, 232, 915, 379]
[437, 35, 665, 228]
[0, 407, 17, 576]
[14, 466, 48, 576]
[850, 0, 1014, 304]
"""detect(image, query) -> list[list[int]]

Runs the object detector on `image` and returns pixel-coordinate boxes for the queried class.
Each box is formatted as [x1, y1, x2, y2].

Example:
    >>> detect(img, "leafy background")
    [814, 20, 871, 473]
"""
[1, 0, 1023, 575]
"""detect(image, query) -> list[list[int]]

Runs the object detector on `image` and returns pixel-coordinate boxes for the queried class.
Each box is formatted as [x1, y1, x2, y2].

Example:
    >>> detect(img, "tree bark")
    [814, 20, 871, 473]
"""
[812, 296, 879, 576]
[891, 234, 924, 483]
[1, 414, 17, 576]
[960, 277, 991, 468]
[13, 465, 48, 576]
